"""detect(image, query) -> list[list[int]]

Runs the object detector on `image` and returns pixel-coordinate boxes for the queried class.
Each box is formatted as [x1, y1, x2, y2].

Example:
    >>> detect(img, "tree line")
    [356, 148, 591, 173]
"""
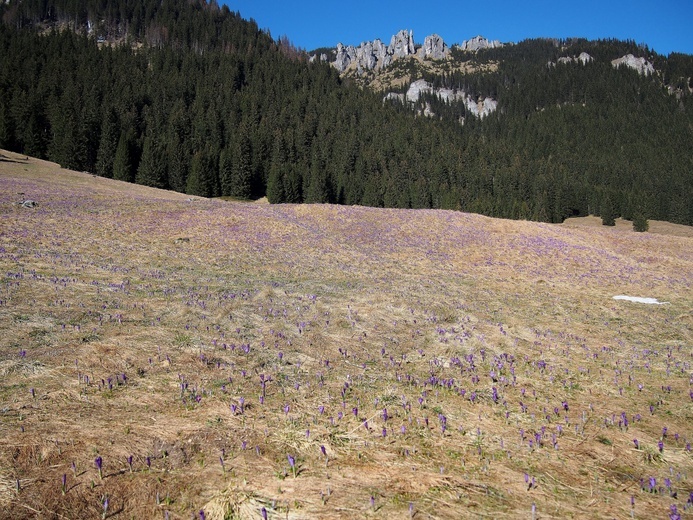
[1, 0, 691, 225]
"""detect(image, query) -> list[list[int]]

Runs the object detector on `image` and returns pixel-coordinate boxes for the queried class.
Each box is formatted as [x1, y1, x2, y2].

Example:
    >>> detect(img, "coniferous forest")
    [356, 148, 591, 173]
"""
[1, 0, 692, 224]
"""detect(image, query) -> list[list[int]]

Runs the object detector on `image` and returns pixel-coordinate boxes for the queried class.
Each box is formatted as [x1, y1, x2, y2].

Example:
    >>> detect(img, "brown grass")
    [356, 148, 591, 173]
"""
[1, 149, 691, 519]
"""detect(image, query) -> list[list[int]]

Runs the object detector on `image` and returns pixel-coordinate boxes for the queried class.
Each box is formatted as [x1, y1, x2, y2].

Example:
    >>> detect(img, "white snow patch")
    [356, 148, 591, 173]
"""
[613, 295, 669, 305]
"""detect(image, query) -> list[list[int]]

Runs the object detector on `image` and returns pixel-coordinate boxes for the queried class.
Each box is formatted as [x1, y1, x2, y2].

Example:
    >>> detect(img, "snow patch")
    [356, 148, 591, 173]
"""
[613, 295, 669, 305]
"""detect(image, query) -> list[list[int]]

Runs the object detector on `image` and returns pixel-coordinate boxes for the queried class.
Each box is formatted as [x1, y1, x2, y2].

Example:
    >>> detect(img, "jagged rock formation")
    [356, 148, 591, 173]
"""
[387, 79, 497, 120]
[333, 29, 416, 73]
[330, 31, 505, 75]
[456, 35, 503, 52]
[389, 29, 416, 58]
[418, 34, 448, 59]
[611, 54, 655, 75]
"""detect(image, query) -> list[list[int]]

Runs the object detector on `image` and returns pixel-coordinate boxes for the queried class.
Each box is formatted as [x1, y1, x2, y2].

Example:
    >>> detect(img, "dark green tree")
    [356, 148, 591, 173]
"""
[632, 211, 649, 232]
[600, 196, 616, 226]
[113, 130, 135, 182]
[136, 134, 167, 188]
[95, 108, 119, 178]
[230, 131, 252, 199]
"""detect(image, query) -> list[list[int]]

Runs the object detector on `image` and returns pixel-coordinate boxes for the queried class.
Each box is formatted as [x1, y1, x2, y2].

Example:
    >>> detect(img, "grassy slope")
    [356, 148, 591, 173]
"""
[1, 149, 691, 519]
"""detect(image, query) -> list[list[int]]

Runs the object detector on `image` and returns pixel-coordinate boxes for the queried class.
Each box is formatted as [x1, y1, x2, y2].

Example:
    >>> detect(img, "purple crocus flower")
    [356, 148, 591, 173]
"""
[288, 454, 296, 477]
[261, 507, 268, 520]
[95, 456, 103, 479]
[127, 455, 133, 472]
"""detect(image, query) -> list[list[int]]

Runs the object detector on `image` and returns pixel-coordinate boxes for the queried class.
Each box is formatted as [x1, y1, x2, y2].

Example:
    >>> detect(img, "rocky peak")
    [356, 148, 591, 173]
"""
[611, 54, 655, 76]
[389, 29, 416, 58]
[418, 34, 448, 59]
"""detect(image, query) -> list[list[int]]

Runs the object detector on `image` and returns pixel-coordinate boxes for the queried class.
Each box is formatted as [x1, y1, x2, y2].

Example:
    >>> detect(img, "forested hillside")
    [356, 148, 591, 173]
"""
[1, 0, 692, 224]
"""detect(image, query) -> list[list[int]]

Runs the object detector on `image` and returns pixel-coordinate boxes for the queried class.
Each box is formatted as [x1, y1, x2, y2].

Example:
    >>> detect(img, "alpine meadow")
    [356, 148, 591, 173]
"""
[1, 1, 692, 519]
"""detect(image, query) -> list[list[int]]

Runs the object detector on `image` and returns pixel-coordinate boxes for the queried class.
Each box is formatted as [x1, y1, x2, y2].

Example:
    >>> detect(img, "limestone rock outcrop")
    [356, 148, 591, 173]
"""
[332, 30, 417, 74]
[388, 79, 497, 120]
[332, 29, 450, 75]
[389, 29, 415, 58]
[418, 34, 448, 59]
[456, 35, 502, 52]
[550, 52, 594, 67]
[611, 54, 655, 76]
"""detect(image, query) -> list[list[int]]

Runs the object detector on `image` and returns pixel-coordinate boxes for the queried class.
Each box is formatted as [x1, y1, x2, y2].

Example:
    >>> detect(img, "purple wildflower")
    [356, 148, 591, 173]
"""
[288, 454, 296, 477]
[95, 456, 103, 479]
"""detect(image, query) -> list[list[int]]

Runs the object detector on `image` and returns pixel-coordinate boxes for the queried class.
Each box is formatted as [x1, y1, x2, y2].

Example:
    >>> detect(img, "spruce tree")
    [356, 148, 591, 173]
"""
[231, 132, 252, 199]
[95, 108, 119, 178]
[136, 134, 167, 188]
[632, 211, 649, 232]
[113, 131, 134, 182]
[600, 196, 616, 226]
[218, 147, 234, 197]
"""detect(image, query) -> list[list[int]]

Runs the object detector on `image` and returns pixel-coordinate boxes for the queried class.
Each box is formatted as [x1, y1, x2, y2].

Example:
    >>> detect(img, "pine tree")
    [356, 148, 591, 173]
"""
[632, 211, 649, 232]
[231, 132, 252, 199]
[95, 108, 119, 178]
[600, 196, 616, 226]
[218, 147, 234, 196]
[113, 131, 134, 182]
[136, 134, 167, 188]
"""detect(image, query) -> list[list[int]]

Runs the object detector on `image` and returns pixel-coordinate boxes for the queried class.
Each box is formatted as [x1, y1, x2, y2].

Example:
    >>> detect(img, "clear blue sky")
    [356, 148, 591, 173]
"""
[224, 0, 693, 56]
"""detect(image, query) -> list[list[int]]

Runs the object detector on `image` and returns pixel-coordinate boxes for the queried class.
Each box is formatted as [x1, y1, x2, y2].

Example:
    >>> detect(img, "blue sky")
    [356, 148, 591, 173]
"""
[224, 0, 693, 56]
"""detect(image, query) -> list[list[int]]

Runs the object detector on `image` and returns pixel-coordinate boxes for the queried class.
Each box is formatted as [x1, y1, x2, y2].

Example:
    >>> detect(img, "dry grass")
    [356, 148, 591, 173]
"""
[1, 149, 691, 519]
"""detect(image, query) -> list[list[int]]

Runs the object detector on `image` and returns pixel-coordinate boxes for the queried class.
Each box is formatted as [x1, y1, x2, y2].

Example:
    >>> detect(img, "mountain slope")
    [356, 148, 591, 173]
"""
[1, 150, 692, 519]
[0, 0, 692, 224]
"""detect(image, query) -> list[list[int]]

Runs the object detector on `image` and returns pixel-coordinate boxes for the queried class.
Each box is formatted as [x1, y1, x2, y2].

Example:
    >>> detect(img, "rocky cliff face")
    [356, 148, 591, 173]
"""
[418, 34, 448, 59]
[611, 54, 655, 75]
[386, 79, 498, 120]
